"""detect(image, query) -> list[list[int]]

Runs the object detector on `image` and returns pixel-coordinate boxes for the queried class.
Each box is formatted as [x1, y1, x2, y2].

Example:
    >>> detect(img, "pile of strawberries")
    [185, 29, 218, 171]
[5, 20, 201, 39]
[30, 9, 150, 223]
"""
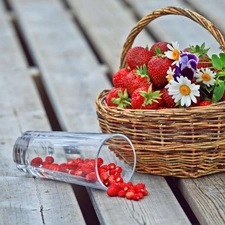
[30, 156, 148, 201]
[105, 41, 225, 109]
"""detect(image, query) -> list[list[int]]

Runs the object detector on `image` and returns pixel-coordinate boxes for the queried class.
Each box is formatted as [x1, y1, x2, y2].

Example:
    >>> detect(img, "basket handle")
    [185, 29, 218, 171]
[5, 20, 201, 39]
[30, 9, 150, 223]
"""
[120, 6, 225, 68]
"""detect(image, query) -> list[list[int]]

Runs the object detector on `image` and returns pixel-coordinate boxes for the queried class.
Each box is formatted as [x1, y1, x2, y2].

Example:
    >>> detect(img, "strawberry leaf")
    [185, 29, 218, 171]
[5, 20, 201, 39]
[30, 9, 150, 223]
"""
[212, 80, 225, 103]
[211, 53, 225, 70]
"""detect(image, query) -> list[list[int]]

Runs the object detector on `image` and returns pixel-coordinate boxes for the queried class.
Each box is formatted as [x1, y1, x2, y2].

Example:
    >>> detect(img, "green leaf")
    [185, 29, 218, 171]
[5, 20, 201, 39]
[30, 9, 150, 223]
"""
[211, 54, 223, 69]
[219, 53, 225, 65]
[212, 81, 225, 103]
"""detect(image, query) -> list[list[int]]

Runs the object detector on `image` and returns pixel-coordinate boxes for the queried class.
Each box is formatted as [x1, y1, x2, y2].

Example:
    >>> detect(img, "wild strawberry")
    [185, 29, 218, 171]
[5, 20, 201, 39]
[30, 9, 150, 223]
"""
[124, 65, 151, 96]
[126, 46, 151, 70]
[108, 175, 116, 184]
[140, 188, 149, 196]
[74, 158, 84, 166]
[105, 88, 131, 108]
[107, 183, 121, 197]
[161, 88, 177, 108]
[97, 158, 104, 167]
[30, 157, 43, 167]
[99, 171, 109, 182]
[131, 85, 161, 109]
[118, 190, 126, 197]
[199, 100, 212, 106]
[115, 166, 122, 174]
[49, 163, 59, 171]
[108, 163, 116, 170]
[85, 172, 97, 182]
[59, 163, 68, 172]
[42, 161, 50, 169]
[125, 190, 135, 200]
[45, 156, 54, 164]
[114, 176, 124, 183]
[147, 57, 173, 88]
[149, 41, 170, 57]
[133, 193, 141, 201]
[112, 68, 131, 88]
[80, 163, 94, 175]
[67, 159, 76, 169]
[87, 159, 95, 168]
[73, 169, 83, 177]
[133, 183, 145, 191]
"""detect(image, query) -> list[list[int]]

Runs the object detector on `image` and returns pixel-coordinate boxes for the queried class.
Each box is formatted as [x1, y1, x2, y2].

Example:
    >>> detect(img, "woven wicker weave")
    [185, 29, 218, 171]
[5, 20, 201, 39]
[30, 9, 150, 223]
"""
[95, 7, 225, 178]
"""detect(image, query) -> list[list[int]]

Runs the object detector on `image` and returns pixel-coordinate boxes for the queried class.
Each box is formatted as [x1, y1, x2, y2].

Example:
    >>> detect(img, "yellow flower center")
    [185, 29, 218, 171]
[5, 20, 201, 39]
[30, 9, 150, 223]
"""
[172, 49, 180, 60]
[202, 73, 211, 82]
[167, 74, 173, 83]
[180, 85, 190, 96]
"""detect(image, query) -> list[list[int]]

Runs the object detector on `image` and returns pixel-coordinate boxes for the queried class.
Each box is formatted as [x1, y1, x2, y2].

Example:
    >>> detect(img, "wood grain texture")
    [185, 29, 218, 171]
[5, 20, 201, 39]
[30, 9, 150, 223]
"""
[10, 0, 192, 224]
[179, 173, 225, 225]
[0, 1, 86, 224]
[67, 0, 155, 73]
[11, 0, 111, 132]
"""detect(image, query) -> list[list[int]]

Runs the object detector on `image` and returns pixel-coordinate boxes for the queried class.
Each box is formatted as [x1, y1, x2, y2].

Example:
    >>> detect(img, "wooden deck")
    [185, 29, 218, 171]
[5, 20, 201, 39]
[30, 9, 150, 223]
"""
[1, 0, 224, 224]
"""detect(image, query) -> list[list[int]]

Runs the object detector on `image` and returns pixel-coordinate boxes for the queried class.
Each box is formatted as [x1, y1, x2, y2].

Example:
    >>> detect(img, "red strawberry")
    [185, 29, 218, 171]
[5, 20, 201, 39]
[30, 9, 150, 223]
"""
[45, 156, 54, 164]
[149, 41, 170, 57]
[199, 100, 212, 106]
[191, 96, 201, 107]
[85, 172, 97, 182]
[49, 163, 59, 171]
[131, 85, 161, 109]
[59, 163, 68, 172]
[97, 158, 104, 167]
[105, 88, 131, 108]
[124, 65, 151, 96]
[112, 68, 131, 88]
[107, 183, 121, 197]
[125, 190, 135, 200]
[147, 57, 173, 88]
[80, 163, 94, 175]
[118, 190, 126, 197]
[30, 157, 43, 167]
[126, 46, 151, 70]
[161, 88, 177, 108]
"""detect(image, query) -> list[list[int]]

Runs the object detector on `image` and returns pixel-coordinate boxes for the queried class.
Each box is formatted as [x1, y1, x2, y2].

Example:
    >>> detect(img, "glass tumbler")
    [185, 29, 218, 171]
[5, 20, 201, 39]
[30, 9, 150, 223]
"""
[13, 131, 136, 190]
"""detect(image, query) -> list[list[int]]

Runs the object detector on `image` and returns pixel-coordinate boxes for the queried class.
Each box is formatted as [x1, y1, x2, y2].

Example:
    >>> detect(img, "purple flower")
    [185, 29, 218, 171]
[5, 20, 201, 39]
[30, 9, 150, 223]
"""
[179, 52, 199, 80]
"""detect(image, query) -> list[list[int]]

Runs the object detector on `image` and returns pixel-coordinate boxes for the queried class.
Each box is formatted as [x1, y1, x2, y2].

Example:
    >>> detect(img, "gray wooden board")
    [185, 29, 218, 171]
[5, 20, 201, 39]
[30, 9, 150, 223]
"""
[10, 0, 192, 224]
[0, 2, 85, 224]
[10, 0, 111, 132]
[67, 0, 156, 73]
[179, 173, 225, 225]
[89, 173, 191, 225]
[125, 0, 222, 56]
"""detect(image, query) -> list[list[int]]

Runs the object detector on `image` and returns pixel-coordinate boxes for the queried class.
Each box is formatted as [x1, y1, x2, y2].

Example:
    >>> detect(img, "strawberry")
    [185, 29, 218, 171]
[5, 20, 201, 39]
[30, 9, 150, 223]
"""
[80, 163, 94, 175]
[161, 88, 177, 108]
[118, 190, 126, 197]
[105, 88, 131, 108]
[112, 68, 131, 88]
[124, 65, 151, 96]
[125, 190, 135, 200]
[149, 41, 170, 57]
[45, 156, 54, 164]
[85, 172, 97, 182]
[199, 100, 212, 106]
[131, 85, 161, 109]
[126, 46, 151, 70]
[59, 163, 68, 172]
[30, 157, 43, 167]
[107, 182, 121, 197]
[147, 57, 173, 88]
[191, 96, 201, 107]
[183, 43, 212, 69]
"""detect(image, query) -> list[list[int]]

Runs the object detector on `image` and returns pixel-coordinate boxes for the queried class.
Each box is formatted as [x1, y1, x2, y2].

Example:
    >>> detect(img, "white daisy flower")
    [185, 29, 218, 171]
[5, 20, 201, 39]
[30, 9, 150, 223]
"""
[167, 76, 200, 107]
[166, 67, 175, 83]
[165, 41, 181, 66]
[195, 68, 216, 87]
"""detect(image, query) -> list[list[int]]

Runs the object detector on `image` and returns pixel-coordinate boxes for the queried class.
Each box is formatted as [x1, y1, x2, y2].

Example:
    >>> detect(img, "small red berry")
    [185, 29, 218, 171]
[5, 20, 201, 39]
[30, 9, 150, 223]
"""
[108, 163, 116, 170]
[30, 157, 43, 167]
[125, 191, 134, 200]
[118, 190, 126, 197]
[115, 166, 122, 174]
[59, 163, 68, 172]
[97, 158, 104, 167]
[107, 183, 120, 197]
[86, 172, 97, 182]
[133, 193, 141, 201]
[45, 156, 54, 164]
[49, 163, 59, 171]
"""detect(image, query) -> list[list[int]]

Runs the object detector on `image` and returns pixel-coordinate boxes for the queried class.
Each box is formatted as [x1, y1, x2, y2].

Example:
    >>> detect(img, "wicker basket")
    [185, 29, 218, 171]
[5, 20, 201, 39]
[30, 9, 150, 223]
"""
[95, 7, 225, 178]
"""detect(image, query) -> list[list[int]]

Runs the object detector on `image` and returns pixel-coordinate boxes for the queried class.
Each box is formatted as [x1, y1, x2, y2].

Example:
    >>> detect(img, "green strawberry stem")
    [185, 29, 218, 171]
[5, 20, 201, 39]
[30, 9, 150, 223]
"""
[112, 89, 131, 108]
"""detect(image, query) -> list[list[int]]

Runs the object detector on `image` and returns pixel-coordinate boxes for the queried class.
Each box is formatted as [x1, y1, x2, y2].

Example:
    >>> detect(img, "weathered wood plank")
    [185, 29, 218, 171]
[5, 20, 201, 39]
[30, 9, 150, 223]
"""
[0, 2, 86, 224]
[67, 0, 155, 73]
[10, 0, 191, 224]
[179, 173, 225, 225]
[125, 0, 222, 55]
[10, 0, 111, 132]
